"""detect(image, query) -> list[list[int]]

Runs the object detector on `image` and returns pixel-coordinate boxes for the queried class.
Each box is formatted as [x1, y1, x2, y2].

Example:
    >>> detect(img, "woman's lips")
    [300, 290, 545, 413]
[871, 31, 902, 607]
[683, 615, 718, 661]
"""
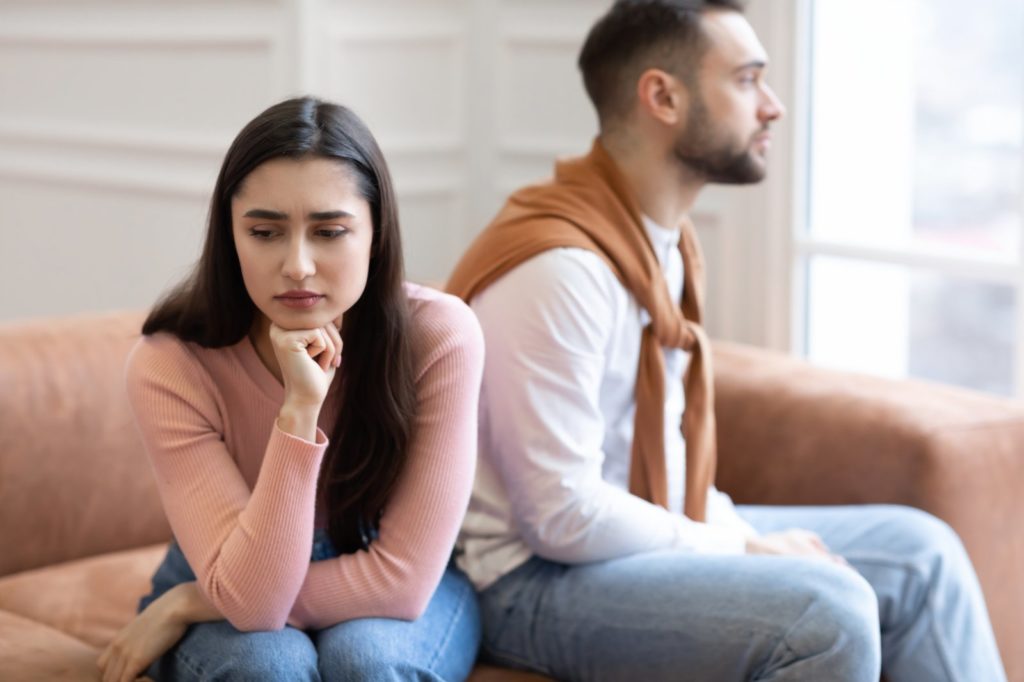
[274, 294, 325, 309]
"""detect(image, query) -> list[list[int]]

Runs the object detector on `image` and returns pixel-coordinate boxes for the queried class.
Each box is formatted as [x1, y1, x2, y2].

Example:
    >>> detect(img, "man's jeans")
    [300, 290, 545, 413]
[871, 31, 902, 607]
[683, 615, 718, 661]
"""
[478, 504, 1006, 682]
[140, 532, 481, 681]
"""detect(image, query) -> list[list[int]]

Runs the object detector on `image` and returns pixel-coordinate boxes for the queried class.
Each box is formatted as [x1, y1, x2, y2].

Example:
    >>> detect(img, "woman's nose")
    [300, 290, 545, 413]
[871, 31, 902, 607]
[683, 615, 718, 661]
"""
[282, 238, 315, 281]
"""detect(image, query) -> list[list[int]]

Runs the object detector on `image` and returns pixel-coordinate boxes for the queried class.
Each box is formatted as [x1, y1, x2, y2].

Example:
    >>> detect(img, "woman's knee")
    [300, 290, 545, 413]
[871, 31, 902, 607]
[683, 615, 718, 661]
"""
[318, 568, 480, 681]
[318, 613, 478, 682]
[317, 623, 433, 682]
[157, 623, 318, 681]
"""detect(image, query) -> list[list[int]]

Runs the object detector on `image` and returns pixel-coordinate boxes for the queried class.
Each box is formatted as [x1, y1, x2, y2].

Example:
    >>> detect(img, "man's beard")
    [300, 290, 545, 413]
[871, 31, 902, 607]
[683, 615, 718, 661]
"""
[673, 95, 768, 185]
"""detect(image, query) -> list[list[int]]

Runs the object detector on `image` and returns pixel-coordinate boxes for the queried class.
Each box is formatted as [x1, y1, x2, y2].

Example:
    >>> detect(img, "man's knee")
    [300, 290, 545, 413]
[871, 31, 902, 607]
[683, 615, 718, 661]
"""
[883, 506, 984, 623]
[890, 506, 967, 562]
[783, 563, 881, 678]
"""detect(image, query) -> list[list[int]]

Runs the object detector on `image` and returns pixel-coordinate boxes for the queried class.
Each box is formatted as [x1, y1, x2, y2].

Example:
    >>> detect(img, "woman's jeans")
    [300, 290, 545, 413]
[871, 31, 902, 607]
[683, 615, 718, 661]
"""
[140, 530, 481, 681]
[477, 504, 1006, 682]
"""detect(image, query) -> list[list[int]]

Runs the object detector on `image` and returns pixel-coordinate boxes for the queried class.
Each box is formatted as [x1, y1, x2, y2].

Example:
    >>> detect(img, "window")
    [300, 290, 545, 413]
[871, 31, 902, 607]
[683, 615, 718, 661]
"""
[797, 0, 1024, 395]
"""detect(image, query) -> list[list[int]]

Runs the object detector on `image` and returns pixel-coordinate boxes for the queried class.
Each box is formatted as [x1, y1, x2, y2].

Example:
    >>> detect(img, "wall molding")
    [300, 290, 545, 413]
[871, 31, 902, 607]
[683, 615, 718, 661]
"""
[0, 26, 275, 49]
[0, 120, 230, 158]
[327, 24, 462, 43]
[0, 162, 210, 199]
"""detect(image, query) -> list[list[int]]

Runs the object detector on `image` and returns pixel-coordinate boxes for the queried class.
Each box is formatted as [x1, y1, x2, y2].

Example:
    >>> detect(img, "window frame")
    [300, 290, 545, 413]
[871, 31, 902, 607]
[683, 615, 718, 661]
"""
[765, 0, 1024, 396]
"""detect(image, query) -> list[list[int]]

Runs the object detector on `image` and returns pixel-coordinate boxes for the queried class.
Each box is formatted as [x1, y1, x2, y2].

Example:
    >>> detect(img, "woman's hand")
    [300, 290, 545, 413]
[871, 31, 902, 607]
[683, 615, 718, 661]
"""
[745, 529, 849, 566]
[97, 582, 219, 682]
[270, 316, 342, 404]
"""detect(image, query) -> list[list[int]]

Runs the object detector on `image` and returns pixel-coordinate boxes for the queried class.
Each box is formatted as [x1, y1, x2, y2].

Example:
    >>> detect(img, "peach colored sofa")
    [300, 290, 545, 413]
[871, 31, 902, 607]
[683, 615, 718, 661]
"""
[0, 312, 1019, 680]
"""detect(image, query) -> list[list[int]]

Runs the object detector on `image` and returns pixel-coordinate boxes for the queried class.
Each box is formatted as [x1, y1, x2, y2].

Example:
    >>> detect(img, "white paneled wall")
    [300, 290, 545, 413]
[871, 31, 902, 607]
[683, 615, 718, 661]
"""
[0, 1, 285, 321]
[0, 0, 797, 349]
[323, 0, 474, 284]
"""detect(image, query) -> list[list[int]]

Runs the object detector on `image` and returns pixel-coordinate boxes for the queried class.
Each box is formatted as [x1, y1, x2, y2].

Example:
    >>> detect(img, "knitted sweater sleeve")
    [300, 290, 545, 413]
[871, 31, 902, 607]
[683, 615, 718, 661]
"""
[288, 295, 484, 629]
[125, 334, 327, 632]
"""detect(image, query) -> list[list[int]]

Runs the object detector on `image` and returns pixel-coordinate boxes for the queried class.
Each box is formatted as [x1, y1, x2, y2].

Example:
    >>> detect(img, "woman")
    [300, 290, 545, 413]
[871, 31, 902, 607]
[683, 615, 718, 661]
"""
[97, 97, 483, 681]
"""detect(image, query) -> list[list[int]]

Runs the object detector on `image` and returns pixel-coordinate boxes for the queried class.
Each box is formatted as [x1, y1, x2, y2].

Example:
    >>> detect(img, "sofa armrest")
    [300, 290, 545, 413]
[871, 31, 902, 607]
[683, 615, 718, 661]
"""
[711, 340, 1024, 679]
[712, 340, 1024, 510]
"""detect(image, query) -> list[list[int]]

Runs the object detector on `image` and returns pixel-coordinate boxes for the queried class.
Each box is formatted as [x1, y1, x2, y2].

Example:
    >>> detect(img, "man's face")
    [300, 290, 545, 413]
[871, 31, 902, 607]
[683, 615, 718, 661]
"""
[673, 10, 784, 184]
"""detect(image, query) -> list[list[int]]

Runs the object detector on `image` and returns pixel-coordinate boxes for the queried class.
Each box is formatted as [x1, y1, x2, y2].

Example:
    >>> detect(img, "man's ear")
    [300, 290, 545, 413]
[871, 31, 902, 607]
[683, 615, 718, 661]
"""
[636, 68, 688, 126]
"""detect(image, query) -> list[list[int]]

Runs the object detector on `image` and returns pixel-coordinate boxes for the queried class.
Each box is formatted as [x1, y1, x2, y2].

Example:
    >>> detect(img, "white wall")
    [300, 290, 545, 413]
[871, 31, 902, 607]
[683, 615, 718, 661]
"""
[0, 0, 799, 349]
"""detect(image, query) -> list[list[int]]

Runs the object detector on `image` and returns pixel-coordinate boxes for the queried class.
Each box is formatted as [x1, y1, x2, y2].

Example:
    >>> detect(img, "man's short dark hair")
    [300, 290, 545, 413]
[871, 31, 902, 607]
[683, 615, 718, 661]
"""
[578, 0, 746, 126]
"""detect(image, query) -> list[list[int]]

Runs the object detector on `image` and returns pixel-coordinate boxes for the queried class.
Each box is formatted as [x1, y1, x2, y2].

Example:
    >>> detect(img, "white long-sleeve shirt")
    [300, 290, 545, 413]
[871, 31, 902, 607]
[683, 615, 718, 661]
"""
[457, 216, 757, 591]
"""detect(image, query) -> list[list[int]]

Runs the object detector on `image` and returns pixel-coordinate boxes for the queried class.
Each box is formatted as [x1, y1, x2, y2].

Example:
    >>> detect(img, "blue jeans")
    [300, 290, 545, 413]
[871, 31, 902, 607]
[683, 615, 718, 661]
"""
[478, 504, 1006, 682]
[141, 532, 481, 681]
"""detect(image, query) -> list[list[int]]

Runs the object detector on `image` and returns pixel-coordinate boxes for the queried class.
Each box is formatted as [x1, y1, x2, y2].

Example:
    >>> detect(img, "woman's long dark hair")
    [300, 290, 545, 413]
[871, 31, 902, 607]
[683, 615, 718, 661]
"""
[143, 97, 416, 554]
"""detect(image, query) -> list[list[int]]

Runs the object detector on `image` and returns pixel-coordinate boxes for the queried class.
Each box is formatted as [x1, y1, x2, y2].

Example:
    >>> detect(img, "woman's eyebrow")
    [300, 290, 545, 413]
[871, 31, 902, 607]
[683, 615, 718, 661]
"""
[309, 210, 354, 220]
[243, 208, 287, 220]
[241, 208, 354, 220]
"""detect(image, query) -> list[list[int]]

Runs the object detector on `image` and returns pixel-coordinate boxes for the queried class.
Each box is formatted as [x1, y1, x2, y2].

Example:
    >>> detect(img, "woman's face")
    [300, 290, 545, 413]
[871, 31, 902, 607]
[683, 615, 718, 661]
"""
[231, 156, 374, 332]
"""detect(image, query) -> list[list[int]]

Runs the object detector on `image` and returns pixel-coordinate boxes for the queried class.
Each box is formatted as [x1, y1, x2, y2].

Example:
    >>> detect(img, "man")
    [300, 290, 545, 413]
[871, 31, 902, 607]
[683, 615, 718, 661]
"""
[447, 1, 1006, 680]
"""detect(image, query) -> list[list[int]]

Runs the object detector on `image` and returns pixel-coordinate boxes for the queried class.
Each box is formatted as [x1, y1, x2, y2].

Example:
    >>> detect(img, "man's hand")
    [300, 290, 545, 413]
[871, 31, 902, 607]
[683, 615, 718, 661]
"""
[745, 529, 849, 566]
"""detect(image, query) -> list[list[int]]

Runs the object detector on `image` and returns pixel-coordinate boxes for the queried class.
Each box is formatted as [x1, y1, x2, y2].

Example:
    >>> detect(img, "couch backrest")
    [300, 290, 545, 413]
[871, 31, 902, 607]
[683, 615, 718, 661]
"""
[0, 311, 171, 577]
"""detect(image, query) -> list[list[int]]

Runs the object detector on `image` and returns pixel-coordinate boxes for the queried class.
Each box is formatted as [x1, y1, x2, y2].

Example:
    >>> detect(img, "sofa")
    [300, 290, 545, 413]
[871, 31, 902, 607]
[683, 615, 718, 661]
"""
[0, 311, 1019, 680]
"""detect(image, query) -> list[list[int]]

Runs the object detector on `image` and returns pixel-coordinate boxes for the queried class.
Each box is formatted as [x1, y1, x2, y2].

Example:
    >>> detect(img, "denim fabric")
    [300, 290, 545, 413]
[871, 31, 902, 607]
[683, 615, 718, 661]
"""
[141, 533, 481, 681]
[310, 528, 341, 563]
[477, 504, 1005, 682]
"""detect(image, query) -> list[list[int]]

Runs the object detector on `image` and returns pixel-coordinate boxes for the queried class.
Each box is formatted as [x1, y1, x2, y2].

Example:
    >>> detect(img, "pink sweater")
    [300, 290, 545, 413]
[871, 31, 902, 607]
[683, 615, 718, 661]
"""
[125, 283, 483, 632]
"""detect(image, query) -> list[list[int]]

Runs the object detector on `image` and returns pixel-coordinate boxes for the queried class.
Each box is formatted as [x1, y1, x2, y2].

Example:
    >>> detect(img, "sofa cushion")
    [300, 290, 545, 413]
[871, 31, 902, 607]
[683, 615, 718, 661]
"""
[0, 543, 166, 650]
[468, 664, 554, 681]
[0, 311, 171, 577]
[0, 609, 102, 682]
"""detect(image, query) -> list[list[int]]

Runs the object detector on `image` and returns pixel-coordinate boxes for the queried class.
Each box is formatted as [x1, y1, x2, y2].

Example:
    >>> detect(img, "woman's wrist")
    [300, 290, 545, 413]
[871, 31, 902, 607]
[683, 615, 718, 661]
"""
[277, 403, 320, 442]
[168, 582, 220, 624]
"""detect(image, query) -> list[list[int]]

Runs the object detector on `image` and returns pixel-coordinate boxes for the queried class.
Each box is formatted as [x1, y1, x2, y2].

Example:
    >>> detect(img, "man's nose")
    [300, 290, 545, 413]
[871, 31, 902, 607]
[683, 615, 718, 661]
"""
[761, 84, 786, 122]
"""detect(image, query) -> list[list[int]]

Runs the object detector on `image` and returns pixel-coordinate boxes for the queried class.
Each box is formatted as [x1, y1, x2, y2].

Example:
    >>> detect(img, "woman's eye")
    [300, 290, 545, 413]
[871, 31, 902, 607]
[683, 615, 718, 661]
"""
[316, 228, 348, 239]
[249, 228, 277, 240]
